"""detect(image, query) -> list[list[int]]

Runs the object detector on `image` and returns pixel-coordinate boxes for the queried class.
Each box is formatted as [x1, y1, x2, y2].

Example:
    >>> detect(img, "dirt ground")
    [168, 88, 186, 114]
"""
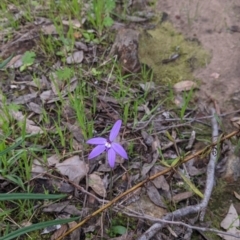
[157, 0, 240, 113]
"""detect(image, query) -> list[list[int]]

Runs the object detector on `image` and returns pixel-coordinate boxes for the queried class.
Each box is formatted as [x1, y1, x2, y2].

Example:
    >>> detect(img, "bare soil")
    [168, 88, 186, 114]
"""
[157, 0, 240, 112]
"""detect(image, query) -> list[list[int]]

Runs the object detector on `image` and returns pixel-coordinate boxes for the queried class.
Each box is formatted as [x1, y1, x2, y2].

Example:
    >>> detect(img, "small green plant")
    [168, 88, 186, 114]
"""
[87, 0, 115, 36]
[107, 225, 127, 237]
[20, 51, 36, 72]
[180, 88, 194, 120]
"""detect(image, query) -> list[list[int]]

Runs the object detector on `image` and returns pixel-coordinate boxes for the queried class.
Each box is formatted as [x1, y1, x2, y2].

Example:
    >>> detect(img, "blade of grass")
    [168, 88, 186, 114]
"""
[178, 171, 204, 198]
[0, 134, 38, 156]
[0, 193, 67, 201]
[0, 54, 14, 70]
[0, 217, 79, 240]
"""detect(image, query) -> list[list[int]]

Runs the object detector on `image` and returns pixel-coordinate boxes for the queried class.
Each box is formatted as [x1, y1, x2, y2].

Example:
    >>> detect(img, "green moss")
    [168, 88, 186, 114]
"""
[138, 22, 210, 85]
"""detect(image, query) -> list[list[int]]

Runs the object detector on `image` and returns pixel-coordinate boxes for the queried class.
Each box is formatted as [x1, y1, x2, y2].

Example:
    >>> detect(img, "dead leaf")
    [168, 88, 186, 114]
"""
[88, 173, 107, 197]
[234, 191, 240, 201]
[127, 194, 167, 219]
[146, 182, 167, 208]
[43, 201, 83, 215]
[32, 154, 60, 175]
[231, 117, 240, 129]
[141, 130, 154, 146]
[172, 192, 193, 203]
[66, 51, 84, 64]
[20, 220, 32, 227]
[56, 156, 89, 184]
[185, 130, 196, 150]
[64, 122, 84, 142]
[6, 54, 22, 68]
[62, 19, 81, 28]
[68, 221, 81, 240]
[13, 92, 38, 104]
[28, 102, 43, 114]
[50, 224, 68, 240]
[40, 90, 55, 102]
[185, 159, 205, 176]
[11, 110, 43, 134]
[174, 94, 183, 107]
[150, 166, 169, 191]
[219, 204, 240, 240]
[139, 82, 155, 92]
[75, 41, 88, 51]
[173, 80, 197, 92]
[41, 24, 57, 35]
[42, 224, 61, 235]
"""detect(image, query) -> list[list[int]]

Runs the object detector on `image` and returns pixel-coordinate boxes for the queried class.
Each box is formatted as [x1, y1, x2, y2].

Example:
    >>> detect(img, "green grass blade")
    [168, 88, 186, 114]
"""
[178, 171, 204, 198]
[0, 139, 24, 156]
[0, 193, 67, 201]
[0, 217, 79, 240]
[0, 134, 39, 156]
[0, 54, 14, 70]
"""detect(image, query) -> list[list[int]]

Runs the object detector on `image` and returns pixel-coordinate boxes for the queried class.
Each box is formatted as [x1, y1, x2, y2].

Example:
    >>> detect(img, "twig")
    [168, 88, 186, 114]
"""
[138, 108, 219, 240]
[114, 206, 240, 239]
[132, 108, 240, 132]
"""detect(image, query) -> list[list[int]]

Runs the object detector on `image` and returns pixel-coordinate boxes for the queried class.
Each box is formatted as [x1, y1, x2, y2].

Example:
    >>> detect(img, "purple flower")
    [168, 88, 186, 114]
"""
[87, 120, 128, 168]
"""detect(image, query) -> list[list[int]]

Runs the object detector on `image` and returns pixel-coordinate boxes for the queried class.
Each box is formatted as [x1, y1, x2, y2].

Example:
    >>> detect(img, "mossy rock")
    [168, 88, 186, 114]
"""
[138, 22, 210, 85]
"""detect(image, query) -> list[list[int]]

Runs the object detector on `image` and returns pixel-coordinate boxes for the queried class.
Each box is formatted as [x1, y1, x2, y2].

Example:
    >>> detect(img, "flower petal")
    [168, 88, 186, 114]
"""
[109, 120, 122, 142]
[112, 143, 128, 159]
[87, 137, 106, 145]
[88, 145, 106, 159]
[107, 148, 116, 168]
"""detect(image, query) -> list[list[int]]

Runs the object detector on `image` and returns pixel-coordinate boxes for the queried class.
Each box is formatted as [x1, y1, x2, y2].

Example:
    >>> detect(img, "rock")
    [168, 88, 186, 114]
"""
[110, 28, 141, 74]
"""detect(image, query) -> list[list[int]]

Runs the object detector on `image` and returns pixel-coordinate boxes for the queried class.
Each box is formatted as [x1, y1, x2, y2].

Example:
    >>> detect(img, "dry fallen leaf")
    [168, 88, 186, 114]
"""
[127, 194, 167, 219]
[150, 166, 169, 191]
[41, 24, 57, 35]
[6, 54, 22, 68]
[11, 110, 43, 134]
[173, 80, 197, 93]
[88, 173, 107, 197]
[42, 224, 61, 235]
[32, 154, 60, 176]
[68, 221, 81, 240]
[50, 224, 68, 240]
[231, 117, 240, 129]
[219, 204, 240, 240]
[62, 19, 81, 28]
[56, 156, 89, 184]
[172, 192, 193, 203]
[43, 201, 83, 215]
[13, 92, 38, 104]
[146, 182, 167, 208]
[28, 102, 43, 114]
[139, 82, 155, 92]
[66, 51, 84, 64]
[234, 191, 240, 201]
